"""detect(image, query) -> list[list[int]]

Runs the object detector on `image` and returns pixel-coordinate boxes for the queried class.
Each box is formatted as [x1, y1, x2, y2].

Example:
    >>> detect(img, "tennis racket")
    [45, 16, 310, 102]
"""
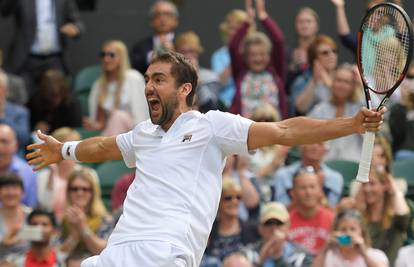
[356, 2, 413, 183]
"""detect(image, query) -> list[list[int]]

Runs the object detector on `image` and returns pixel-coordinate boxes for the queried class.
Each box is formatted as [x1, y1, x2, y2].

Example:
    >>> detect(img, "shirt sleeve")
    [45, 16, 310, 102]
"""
[207, 111, 253, 156]
[116, 130, 136, 168]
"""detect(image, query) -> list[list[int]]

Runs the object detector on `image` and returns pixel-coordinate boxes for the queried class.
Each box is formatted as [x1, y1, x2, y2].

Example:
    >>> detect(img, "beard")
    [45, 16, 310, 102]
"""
[149, 92, 179, 127]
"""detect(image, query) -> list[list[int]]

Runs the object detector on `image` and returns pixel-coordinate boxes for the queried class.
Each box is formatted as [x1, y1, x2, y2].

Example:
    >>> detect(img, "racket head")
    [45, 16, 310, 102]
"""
[357, 3, 413, 103]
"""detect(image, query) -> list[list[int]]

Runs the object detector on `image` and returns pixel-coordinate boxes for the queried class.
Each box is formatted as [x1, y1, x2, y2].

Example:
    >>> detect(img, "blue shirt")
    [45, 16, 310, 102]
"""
[9, 156, 38, 208]
[272, 162, 343, 207]
[0, 102, 30, 149]
[211, 46, 236, 108]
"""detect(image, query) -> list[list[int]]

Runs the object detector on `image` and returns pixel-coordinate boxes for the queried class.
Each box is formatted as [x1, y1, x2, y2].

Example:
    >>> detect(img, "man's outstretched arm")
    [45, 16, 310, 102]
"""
[247, 107, 385, 150]
[26, 131, 122, 171]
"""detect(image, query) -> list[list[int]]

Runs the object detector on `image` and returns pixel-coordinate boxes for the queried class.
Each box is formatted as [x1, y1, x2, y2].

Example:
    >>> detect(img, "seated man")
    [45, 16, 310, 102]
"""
[242, 202, 313, 266]
[272, 142, 343, 207]
[288, 169, 335, 254]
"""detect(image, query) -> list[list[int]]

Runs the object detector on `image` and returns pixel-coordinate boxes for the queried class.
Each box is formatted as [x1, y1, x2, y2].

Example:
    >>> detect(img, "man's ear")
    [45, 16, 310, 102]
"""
[180, 83, 192, 97]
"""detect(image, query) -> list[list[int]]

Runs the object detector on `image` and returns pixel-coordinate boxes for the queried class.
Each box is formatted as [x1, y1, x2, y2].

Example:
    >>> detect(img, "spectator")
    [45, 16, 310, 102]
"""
[307, 63, 363, 162]
[389, 62, 414, 160]
[291, 34, 338, 115]
[131, 0, 178, 74]
[0, 173, 31, 260]
[272, 143, 343, 208]
[0, 49, 27, 105]
[13, 209, 66, 267]
[28, 69, 82, 134]
[229, 0, 288, 119]
[211, 9, 251, 108]
[395, 243, 414, 267]
[248, 104, 289, 202]
[242, 202, 313, 266]
[0, 0, 84, 97]
[286, 7, 319, 93]
[222, 253, 253, 267]
[312, 208, 389, 267]
[65, 252, 89, 267]
[60, 168, 113, 256]
[0, 124, 36, 207]
[0, 72, 30, 151]
[36, 127, 83, 221]
[111, 172, 134, 214]
[356, 167, 410, 264]
[83, 40, 148, 136]
[222, 155, 261, 222]
[205, 179, 259, 261]
[288, 167, 335, 254]
[175, 31, 222, 113]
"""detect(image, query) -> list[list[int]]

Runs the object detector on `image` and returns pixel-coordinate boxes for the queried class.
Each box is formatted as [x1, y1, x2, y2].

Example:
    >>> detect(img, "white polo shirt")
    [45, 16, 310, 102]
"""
[111, 110, 253, 266]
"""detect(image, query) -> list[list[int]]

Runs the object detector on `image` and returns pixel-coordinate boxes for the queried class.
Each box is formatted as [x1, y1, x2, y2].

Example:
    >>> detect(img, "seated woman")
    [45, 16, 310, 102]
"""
[312, 208, 389, 267]
[229, 0, 288, 119]
[291, 34, 338, 115]
[307, 63, 363, 161]
[28, 69, 81, 134]
[83, 40, 148, 136]
[0, 173, 31, 260]
[205, 179, 259, 262]
[36, 127, 83, 222]
[60, 167, 113, 256]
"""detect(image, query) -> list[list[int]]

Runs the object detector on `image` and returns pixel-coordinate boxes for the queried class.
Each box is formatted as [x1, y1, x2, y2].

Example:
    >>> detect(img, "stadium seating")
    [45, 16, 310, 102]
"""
[393, 159, 414, 199]
[73, 64, 101, 116]
[325, 159, 359, 196]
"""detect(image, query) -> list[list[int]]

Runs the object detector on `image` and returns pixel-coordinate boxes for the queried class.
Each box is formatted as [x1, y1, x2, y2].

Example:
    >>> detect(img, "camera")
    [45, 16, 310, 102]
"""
[336, 235, 352, 246]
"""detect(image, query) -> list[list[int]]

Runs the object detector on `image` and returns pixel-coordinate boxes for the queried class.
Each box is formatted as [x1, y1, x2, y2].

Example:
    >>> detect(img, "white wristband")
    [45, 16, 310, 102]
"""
[61, 141, 81, 162]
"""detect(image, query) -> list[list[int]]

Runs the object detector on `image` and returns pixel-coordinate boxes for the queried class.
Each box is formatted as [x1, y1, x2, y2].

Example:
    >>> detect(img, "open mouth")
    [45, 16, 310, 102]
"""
[148, 99, 161, 112]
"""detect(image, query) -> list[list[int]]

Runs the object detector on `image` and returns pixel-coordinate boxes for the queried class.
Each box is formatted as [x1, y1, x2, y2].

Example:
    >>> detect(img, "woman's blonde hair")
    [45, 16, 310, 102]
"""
[175, 31, 204, 54]
[98, 40, 131, 111]
[250, 103, 281, 122]
[51, 127, 81, 142]
[362, 168, 394, 230]
[66, 167, 108, 218]
[219, 9, 250, 44]
[242, 32, 272, 57]
[221, 178, 241, 196]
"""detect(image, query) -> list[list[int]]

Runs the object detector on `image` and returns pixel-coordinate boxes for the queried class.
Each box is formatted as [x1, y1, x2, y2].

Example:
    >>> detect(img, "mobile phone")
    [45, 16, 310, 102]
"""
[336, 235, 352, 246]
[18, 225, 43, 241]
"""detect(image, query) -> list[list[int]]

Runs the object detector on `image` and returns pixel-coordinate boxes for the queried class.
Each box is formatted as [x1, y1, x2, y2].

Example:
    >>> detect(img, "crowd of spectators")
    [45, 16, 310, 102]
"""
[0, 0, 414, 266]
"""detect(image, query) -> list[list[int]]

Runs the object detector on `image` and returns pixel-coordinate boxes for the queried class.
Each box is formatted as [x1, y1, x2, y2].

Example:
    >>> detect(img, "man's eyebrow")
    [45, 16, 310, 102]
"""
[144, 72, 167, 79]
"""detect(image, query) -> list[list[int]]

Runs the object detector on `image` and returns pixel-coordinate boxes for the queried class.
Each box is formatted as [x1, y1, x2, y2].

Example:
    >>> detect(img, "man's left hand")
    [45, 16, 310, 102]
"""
[60, 23, 80, 38]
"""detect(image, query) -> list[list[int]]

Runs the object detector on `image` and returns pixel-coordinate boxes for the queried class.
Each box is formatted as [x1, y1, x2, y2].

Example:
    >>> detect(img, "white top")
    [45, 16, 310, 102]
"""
[88, 69, 149, 124]
[325, 248, 389, 267]
[31, 0, 60, 54]
[395, 245, 414, 267]
[112, 110, 253, 266]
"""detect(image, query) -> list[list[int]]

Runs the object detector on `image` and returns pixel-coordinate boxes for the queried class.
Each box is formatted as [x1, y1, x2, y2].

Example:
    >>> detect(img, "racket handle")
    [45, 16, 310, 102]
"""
[356, 132, 375, 183]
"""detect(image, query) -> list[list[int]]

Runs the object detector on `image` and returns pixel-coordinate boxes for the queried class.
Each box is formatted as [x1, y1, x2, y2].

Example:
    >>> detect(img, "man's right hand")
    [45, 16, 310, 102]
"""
[26, 130, 63, 171]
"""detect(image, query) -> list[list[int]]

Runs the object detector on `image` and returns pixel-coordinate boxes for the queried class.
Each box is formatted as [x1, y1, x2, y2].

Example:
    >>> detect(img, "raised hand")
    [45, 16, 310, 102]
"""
[330, 0, 345, 8]
[245, 0, 255, 23]
[255, 0, 268, 20]
[26, 130, 64, 171]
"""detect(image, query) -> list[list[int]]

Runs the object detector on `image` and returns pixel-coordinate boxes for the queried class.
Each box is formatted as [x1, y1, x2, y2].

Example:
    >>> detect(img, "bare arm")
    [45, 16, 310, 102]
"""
[295, 78, 318, 113]
[247, 107, 385, 150]
[26, 131, 122, 171]
[331, 0, 351, 35]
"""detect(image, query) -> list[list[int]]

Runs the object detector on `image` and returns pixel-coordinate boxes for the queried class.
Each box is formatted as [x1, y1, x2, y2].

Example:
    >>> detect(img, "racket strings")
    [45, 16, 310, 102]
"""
[361, 6, 411, 93]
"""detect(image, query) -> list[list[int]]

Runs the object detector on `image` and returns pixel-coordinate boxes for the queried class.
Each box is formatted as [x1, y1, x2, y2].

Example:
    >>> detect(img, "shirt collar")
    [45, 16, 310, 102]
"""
[149, 110, 200, 136]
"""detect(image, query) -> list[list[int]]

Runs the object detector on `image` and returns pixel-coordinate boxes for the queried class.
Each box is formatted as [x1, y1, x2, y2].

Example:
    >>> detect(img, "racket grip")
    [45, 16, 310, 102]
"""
[356, 132, 375, 183]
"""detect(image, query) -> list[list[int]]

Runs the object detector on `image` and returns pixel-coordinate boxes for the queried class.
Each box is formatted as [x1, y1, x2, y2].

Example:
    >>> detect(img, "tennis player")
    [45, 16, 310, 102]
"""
[26, 51, 385, 267]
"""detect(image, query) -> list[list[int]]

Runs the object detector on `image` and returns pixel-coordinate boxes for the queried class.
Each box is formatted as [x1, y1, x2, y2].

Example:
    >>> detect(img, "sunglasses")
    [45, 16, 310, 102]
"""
[406, 74, 414, 79]
[223, 195, 242, 202]
[99, 51, 116, 59]
[264, 219, 285, 227]
[69, 186, 92, 193]
[293, 165, 317, 178]
[318, 49, 337, 56]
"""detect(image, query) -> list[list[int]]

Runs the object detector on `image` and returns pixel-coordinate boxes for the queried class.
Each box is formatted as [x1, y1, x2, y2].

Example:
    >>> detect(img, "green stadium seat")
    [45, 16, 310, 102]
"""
[96, 160, 134, 211]
[73, 65, 101, 116]
[325, 160, 359, 196]
[392, 159, 414, 199]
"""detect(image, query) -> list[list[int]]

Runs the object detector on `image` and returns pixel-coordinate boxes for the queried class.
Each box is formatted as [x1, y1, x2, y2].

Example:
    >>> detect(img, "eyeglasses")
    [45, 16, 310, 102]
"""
[223, 195, 242, 202]
[263, 219, 285, 227]
[152, 11, 176, 18]
[318, 48, 338, 56]
[99, 51, 116, 59]
[406, 73, 414, 79]
[69, 186, 92, 193]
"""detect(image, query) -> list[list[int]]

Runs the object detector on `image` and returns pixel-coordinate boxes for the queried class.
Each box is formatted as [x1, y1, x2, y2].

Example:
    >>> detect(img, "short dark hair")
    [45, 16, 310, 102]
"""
[27, 209, 57, 228]
[0, 172, 24, 190]
[151, 51, 198, 106]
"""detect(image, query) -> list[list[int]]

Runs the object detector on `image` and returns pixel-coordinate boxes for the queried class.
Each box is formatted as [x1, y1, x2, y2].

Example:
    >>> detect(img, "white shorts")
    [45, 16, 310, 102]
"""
[80, 241, 190, 267]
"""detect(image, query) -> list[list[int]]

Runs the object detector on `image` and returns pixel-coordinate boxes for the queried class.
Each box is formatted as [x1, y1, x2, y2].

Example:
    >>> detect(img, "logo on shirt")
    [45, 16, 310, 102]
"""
[66, 146, 71, 156]
[182, 134, 192, 142]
